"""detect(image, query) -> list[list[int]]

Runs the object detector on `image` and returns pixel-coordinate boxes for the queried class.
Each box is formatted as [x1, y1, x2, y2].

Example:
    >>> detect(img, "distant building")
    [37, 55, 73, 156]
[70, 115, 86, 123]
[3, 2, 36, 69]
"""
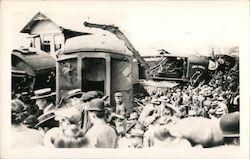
[20, 12, 89, 54]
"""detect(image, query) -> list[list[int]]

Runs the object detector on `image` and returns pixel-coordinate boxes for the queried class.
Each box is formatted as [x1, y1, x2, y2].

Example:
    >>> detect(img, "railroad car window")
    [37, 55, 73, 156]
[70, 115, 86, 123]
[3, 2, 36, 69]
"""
[82, 58, 106, 92]
[58, 58, 78, 100]
[59, 59, 78, 87]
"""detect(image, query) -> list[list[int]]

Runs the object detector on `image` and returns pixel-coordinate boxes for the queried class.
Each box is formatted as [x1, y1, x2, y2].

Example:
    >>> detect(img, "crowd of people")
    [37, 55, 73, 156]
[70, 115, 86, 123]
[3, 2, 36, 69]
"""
[11, 59, 240, 149]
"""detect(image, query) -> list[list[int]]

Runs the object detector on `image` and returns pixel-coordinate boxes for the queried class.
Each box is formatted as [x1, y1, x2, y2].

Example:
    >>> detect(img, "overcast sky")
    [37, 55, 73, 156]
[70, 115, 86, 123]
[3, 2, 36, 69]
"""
[4, 1, 249, 56]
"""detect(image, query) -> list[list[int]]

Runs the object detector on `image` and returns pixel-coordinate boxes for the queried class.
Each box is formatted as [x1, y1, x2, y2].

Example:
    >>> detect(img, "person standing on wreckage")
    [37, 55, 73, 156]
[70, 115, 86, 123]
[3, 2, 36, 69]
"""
[114, 92, 128, 118]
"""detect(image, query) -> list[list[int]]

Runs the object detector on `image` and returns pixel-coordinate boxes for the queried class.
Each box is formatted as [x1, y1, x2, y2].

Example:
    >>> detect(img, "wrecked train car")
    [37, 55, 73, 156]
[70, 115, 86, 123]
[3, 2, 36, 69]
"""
[56, 33, 134, 112]
[140, 54, 209, 86]
[11, 49, 56, 100]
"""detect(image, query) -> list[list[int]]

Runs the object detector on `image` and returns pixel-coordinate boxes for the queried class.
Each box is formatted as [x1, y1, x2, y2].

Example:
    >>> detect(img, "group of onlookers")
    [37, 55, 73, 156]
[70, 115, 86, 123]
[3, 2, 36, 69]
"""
[11, 88, 118, 148]
[11, 58, 239, 148]
[11, 86, 239, 148]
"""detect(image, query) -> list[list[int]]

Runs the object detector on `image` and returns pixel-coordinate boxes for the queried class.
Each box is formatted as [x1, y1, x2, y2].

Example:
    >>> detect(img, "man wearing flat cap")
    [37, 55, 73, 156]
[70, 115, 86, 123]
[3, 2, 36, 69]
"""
[85, 98, 117, 148]
[114, 92, 127, 118]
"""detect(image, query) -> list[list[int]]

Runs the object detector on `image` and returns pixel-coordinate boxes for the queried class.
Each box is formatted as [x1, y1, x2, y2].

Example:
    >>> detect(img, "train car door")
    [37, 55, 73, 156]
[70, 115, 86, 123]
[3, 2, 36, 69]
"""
[81, 58, 106, 93]
[111, 57, 133, 113]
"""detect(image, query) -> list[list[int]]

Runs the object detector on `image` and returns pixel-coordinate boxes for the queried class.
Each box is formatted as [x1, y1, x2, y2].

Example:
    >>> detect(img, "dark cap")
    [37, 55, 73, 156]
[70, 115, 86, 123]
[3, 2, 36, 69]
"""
[87, 98, 104, 111]
[220, 111, 239, 137]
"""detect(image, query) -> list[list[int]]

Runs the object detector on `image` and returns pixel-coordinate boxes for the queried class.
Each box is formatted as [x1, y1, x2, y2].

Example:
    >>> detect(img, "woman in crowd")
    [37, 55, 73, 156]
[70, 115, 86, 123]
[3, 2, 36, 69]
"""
[11, 99, 44, 148]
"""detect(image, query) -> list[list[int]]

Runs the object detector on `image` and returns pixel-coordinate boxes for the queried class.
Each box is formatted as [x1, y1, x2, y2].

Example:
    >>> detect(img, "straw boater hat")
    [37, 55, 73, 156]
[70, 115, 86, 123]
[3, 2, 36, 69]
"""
[31, 88, 56, 100]
[215, 107, 224, 115]
[219, 112, 239, 137]
[35, 105, 83, 128]
[44, 103, 56, 113]
[34, 111, 57, 128]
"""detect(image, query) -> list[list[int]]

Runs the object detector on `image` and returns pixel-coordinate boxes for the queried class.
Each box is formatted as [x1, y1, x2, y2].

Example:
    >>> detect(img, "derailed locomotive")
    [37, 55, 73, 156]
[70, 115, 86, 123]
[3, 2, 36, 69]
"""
[11, 48, 56, 102]
[144, 54, 209, 85]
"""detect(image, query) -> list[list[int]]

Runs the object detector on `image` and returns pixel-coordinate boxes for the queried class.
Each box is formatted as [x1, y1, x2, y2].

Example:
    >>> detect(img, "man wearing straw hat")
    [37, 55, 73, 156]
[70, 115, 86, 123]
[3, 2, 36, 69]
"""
[31, 88, 56, 112]
[27, 88, 56, 127]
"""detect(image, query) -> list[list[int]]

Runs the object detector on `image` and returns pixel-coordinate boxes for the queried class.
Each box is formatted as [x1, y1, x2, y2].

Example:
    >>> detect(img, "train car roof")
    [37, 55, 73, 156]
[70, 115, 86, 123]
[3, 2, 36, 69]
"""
[12, 49, 56, 74]
[58, 32, 133, 57]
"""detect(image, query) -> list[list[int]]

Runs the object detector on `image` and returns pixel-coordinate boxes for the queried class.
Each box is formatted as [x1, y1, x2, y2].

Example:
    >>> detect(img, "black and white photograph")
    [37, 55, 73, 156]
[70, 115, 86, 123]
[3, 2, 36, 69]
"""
[0, 0, 249, 159]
